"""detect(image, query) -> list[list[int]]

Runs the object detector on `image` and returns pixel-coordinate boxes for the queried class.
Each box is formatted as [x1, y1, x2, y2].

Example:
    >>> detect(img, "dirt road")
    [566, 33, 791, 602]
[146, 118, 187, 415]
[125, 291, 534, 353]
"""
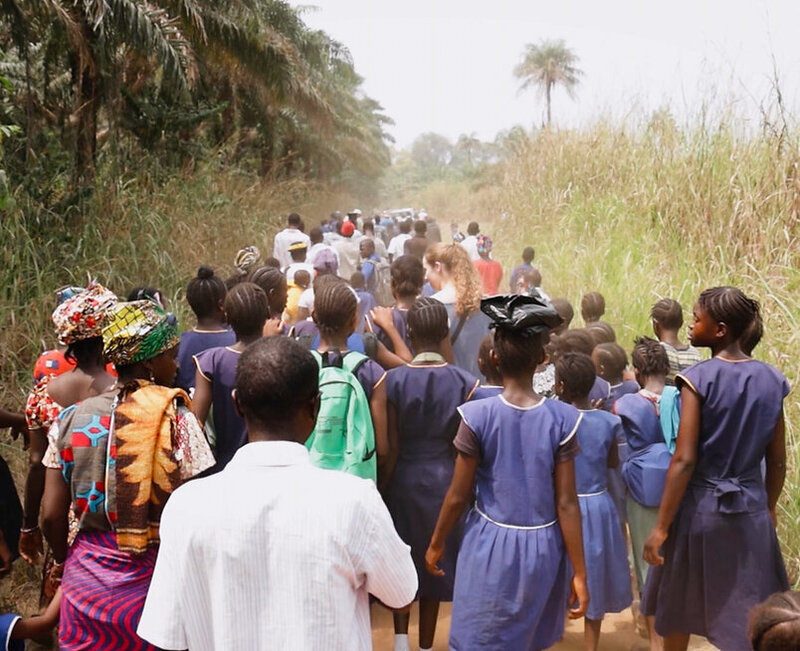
[371, 602, 716, 650]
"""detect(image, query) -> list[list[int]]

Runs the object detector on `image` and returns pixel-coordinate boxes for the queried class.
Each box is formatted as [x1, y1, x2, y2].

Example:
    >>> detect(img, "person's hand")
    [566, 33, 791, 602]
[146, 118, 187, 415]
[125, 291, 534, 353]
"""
[262, 318, 284, 338]
[424, 543, 445, 577]
[43, 561, 63, 600]
[643, 526, 668, 566]
[369, 306, 394, 332]
[568, 573, 589, 619]
[11, 422, 30, 450]
[19, 527, 43, 565]
[0, 532, 13, 578]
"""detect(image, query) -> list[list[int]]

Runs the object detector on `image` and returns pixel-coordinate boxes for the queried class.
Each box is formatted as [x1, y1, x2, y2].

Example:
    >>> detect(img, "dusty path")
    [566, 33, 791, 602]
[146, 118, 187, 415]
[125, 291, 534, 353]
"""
[371, 602, 716, 650]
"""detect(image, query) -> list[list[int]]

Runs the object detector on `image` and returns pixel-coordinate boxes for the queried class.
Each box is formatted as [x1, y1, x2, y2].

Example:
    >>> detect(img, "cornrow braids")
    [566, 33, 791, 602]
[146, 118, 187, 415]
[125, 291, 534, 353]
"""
[313, 280, 358, 337]
[740, 311, 764, 356]
[391, 255, 425, 299]
[555, 352, 596, 402]
[424, 243, 482, 317]
[697, 286, 760, 340]
[552, 328, 595, 358]
[186, 265, 226, 320]
[631, 336, 669, 378]
[651, 298, 684, 330]
[407, 297, 449, 347]
[587, 321, 616, 346]
[581, 291, 605, 322]
[224, 282, 268, 339]
[247, 266, 288, 318]
[593, 342, 627, 378]
[748, 590, 800, 651]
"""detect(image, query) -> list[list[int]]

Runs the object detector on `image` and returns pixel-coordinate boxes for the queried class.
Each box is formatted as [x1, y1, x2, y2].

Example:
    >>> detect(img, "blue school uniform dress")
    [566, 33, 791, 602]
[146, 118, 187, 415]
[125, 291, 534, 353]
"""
[385, 355, 479, 601]
[605, 380, 638, 525]
[642, 358, 790, 650]
[0, 614, 22, 651]
[574, 410, 633, 621]
[451, 396, 581, 650]
[176, 328, 235, 392]
[471, 385, 503, 400]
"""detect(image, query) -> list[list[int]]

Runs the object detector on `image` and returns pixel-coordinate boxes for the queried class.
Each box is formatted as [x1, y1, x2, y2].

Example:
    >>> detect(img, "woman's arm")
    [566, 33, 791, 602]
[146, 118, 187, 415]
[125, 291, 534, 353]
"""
[378, 401, 399, 494]
[19, 427, 47, 563]
[643, 385, 701, 565]
[555, 458, 588, 618]
[191, 366, 213, 427]
[425, 452, 478, 576]
[41, 468, 71, 564]
[764, 406, 786, 526]
[370, 379, 389, 473]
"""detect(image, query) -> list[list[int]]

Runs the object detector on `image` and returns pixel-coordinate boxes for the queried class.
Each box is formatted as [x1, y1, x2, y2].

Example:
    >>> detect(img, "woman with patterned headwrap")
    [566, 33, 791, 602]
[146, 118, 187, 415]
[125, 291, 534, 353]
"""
[20, 283, 119, 569]
[41, 300, 215, 651]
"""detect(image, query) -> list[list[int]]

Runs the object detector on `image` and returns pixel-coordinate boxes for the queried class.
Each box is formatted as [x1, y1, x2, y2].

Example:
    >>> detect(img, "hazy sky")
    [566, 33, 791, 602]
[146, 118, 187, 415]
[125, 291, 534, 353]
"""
[297, 0, 800, 149]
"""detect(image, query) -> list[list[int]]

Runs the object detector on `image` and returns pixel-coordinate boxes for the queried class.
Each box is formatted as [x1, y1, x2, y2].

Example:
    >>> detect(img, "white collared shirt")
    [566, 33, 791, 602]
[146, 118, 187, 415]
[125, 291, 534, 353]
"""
[137, 442, 417, 651]
[273, 228, 311, 268]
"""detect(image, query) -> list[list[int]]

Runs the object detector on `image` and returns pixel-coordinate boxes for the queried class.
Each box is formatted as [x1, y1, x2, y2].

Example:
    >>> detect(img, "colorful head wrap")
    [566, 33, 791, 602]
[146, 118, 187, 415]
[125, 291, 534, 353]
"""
[102, 300, 180, 366]
[476, 234, 493, 254]
[481, 294, 563, 336]
[51, 282, 118, 345]
[234, 245, 262, 276]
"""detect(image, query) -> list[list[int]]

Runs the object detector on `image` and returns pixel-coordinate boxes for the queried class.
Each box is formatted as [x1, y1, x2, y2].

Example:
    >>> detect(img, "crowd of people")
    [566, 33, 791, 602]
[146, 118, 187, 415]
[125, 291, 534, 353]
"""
[0, 206, 797, 651]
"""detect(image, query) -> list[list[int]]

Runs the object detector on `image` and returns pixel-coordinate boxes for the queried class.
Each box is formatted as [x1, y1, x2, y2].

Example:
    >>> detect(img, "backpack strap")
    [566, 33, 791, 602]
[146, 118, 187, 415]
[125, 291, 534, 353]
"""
[340, 350, 370, 375]
[451, 314, 468, 345]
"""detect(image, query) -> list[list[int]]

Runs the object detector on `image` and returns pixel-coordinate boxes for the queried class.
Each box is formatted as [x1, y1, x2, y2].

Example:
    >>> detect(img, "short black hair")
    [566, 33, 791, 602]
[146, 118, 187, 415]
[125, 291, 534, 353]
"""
[493, 328, 546, 376]
[350, 271, 365, 290]
[263, 257, 281, 269]
[294, 270, 311, 289]
[399, 220, 412, 234]
[651, 298, 684, 330]
[551, 297, 574, 328]
[287, 212, 302, 227]
[553, 328, 594, 357]
[587, 321, 616, 347]
[235, 337, 319, 429]
[309, 227, 323, 244]
[631, 336, 669, 377]
[187, 265, 226, 319]
[414, 220, 427, 235]
[127, 286, 164, 307]
[407, 297, 449, 346]
[581, 292, 606, 322]
[522, 246, 535, 263]
[64, 337, 105, 365]
[467, 222, 480, 236]
[593, 342, 627, 378]
[391, 255, 424, 298]
[225, 282, 268, 338]
[555, 352, 596, 402]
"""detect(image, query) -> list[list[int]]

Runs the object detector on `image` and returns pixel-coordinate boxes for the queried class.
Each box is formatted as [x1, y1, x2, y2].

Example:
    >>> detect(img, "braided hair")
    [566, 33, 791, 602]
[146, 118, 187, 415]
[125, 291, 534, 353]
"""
[593, 342, 628, 379]
[313, 278, 358, 337]
[407, 297, 449, 347]
[631, 336, 669, 378]
[651, 298, 684, 330]
[225, 282, 268, 339]
[391, 255, 425, 300]
[581, 291, 605, 323]
[248, 266, 287, 318]
[186, 265, 226, 320]
[748, 590, 800, 651]
[697, 286, 760, 340]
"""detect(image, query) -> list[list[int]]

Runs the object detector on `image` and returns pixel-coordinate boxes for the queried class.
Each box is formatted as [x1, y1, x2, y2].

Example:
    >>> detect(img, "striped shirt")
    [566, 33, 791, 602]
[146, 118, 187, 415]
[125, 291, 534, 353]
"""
[137, 441, 417, 650]
[660, 341, 702, 385]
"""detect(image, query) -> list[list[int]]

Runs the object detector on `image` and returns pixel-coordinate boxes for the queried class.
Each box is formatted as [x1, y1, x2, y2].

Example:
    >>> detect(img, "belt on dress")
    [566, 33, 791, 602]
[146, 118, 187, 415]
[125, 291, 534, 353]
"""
[474, 504, 556, 530]
[690, 468, 763, 515]
[577, 489, 607, 498]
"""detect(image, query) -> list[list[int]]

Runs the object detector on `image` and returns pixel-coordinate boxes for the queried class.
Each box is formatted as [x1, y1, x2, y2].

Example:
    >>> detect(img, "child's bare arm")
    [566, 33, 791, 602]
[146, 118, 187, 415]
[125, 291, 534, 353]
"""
[555, 458, 588, 618]
[41, 468, 71, 563]
[765, 407, 786, 524]
[12, 587, 61, 639]
[191, 366, 213, 427]
[644, 385, 700, 565]
[606, 442, 619, 469]
[378, 401, 399, 494]
[425, 452, 478, 576]
[370, 380, 389, 480]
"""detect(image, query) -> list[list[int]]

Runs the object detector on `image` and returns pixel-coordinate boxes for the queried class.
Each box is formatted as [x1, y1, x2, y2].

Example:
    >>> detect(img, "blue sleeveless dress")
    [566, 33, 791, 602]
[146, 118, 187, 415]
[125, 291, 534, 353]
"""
[574, 409, 633, 620]
[451, 396, 581, 650]
[642, 358, 790, 650]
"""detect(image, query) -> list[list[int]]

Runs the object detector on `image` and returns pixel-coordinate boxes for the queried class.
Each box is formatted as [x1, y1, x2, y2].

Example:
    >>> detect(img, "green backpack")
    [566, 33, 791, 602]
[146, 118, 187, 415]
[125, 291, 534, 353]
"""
[305, 350, 377, 481]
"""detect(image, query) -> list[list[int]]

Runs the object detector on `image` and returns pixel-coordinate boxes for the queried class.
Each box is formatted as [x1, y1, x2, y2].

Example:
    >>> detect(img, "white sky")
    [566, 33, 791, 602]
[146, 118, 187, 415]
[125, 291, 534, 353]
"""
[297, 0, 800, 149]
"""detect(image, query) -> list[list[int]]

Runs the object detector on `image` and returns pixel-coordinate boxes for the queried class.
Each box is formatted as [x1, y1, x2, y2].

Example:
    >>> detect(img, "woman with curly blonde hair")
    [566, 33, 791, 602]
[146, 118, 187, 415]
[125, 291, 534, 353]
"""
[424, 243, 490, 378]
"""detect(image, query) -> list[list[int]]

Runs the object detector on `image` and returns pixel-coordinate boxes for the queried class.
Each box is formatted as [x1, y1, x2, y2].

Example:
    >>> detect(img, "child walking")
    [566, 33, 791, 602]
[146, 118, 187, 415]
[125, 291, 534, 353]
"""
[650, 298, 701, 385]
[473, 333, 503, 399]
[555, 352, 632, 651]
[643, 287, 789, 651]
[193, 282, 268, 473]
[425, 294, 588, 650]
[176, 266, 234, 392]
[384, 297, 479, 651]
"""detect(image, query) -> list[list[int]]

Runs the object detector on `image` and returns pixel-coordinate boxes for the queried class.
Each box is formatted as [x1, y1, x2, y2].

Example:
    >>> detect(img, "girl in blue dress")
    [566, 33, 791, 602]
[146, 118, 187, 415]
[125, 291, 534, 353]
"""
[425, 294, 588, 650]
[643, 287, 790, 651]
[555, 352, 632, 651]
[385, 297, 479, 651]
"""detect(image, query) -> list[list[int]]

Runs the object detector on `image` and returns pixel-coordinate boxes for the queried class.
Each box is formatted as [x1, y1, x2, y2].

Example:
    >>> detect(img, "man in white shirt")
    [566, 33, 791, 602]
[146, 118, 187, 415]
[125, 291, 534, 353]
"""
[460, 221, 481, 260]
[387, 219, 412, 262]
[137, 337, 417, 651]
[307, 226, 340, 270]
[333, 220, 362, 281]
[273, 213, 311, 268]
[283, 241, 315, 284]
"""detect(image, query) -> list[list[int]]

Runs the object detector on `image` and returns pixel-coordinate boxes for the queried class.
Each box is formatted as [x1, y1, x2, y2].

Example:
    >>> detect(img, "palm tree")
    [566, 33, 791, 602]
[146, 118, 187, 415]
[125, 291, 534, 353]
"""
[514, 39, 582, 128]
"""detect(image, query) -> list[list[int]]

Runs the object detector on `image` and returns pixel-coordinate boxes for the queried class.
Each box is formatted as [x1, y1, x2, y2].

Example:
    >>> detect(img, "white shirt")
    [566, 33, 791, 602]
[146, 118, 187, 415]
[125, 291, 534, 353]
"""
[387, 233, 411, 260]
[333, 238, 362, 281]
[460, 235, 480, 260]
[298, 288, 315, 311]
[137, 442, 417, 651]
[273, 228, 311, 268]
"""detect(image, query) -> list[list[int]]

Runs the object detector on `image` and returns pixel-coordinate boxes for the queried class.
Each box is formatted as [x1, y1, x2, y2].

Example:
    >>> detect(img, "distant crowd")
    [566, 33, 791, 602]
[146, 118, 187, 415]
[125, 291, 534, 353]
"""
[0, 207, 797, 651]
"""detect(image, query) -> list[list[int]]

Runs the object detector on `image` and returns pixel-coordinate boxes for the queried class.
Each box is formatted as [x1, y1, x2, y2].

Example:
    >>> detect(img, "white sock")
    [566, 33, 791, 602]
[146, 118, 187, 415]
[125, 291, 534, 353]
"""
[393, 634, 410, 651]
[420, 647, 432, 651]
